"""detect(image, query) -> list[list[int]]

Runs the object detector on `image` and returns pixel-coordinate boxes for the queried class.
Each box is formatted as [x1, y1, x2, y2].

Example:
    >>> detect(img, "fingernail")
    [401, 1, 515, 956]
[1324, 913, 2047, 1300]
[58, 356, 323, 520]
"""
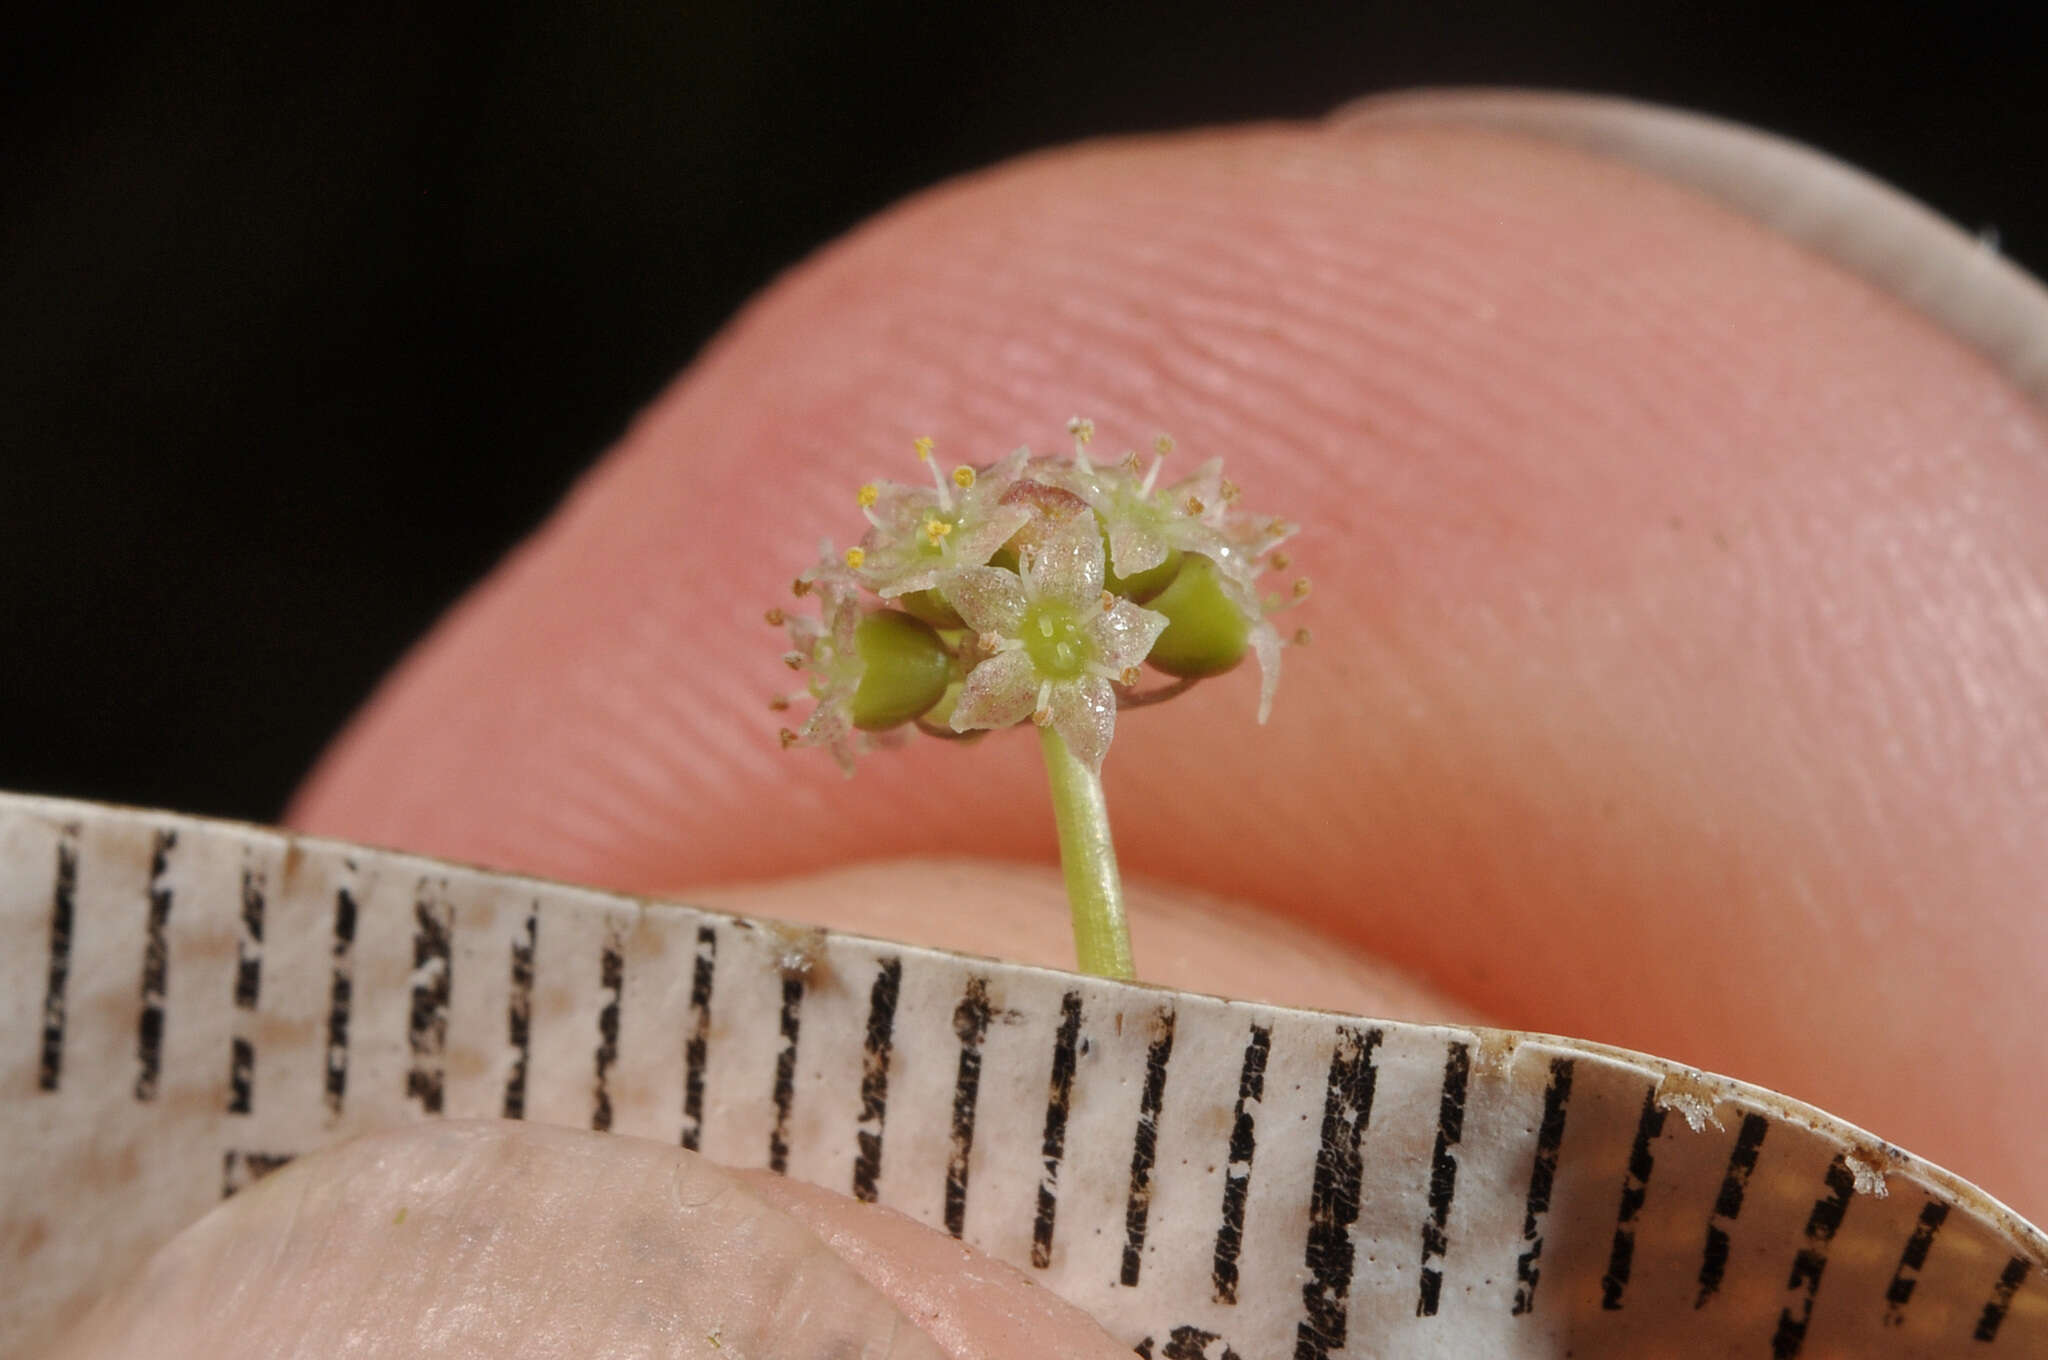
[1331, 89, 2048, 409]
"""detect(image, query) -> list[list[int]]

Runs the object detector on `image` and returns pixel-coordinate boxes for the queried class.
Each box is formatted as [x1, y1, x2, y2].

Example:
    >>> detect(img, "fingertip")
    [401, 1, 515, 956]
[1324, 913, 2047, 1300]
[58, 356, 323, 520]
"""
[291, 115, 2048, 1221]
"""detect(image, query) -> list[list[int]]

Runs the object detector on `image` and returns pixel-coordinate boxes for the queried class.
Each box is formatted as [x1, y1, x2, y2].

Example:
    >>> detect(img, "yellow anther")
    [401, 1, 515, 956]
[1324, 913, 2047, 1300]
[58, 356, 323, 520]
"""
[1033, 705, 1054, 726]
[913, 435, 935, 462]
[1066, 416, 1094, 444]
[1119, 666, 1141, 686]
[778, 728, 800, 749]
[792, 578, 810, 597]
[1219, 478, 1241, 502]
[856, 483, 879, 508]
[764, 607, 786, 626]
[1153, 433, 1175, 456]
[1185, 496, 1206, 515]
[922, 516, 954, 546]
[951, 465, 975, 490]
[1292, 577, 1312, 599]
[768, 695, 792, 711]
[845, 546, 867, 569]
[1269, 552, 1291, 572]
[1100, 589, 1115, 611]
[782, 652, 805, 671]
[1292, 627, 1313, 647]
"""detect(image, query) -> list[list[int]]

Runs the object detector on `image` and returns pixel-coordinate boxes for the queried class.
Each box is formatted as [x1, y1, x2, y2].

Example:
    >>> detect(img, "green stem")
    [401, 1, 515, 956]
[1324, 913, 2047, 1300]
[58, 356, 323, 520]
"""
[1037, 724, 1134, 980]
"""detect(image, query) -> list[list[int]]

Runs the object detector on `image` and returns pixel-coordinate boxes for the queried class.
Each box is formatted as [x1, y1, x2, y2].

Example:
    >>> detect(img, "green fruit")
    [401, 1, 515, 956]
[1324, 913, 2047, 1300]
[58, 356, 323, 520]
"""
[850, 610, 952, 730]
[1105, 545, 1182, 603]
[1144, 555, 1249, 679]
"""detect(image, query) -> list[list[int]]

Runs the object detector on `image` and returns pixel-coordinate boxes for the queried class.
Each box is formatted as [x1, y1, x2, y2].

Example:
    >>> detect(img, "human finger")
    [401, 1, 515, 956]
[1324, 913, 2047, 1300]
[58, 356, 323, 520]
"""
[290, 103, 2048, 1220]
[48, 1120, 1129, 1359]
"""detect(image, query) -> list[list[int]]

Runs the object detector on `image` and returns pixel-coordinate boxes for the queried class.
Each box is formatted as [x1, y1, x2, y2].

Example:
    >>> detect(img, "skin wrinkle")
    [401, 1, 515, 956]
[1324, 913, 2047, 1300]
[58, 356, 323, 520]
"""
[1335, 90, 2048, 407]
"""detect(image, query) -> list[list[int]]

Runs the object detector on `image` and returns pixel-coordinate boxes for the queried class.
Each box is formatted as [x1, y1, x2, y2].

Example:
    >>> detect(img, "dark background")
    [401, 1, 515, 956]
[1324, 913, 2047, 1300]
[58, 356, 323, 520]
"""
[6, 2, 2045, 823]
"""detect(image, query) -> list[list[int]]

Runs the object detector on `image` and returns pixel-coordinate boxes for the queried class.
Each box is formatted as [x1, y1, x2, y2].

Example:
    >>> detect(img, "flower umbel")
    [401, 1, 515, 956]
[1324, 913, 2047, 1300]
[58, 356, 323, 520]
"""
[769, 419, 1305, 981]
[942, 509, 1167, 772]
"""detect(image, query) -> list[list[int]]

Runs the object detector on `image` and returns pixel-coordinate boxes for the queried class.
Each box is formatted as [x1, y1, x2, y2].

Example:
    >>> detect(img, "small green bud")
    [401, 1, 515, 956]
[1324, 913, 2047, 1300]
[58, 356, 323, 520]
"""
[1143, 554, 1249, 679]
[850, 610, 952, 730]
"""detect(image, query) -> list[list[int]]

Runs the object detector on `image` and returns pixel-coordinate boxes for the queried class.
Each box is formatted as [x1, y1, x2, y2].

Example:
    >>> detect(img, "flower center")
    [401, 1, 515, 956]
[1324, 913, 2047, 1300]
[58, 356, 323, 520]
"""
[1021, 602, 1088, 679]
[918, 512, 957, 557]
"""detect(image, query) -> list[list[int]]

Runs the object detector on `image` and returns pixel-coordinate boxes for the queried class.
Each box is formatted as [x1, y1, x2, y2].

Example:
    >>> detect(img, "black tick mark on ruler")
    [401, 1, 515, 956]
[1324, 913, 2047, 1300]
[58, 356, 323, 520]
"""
[226, 865, 266, 1115]
[221, 1150, 294, 1198]
[1119, 1009, 1175, 1287]
[1600, 1085, 1668, 1311]
[134, 830, 177, 1103]
[405, 887, 452, 1115]
[325, 885, 357, 1117]
[1293, 1025, 1381, 1360]
[1696, 1111, 1769, 1309]
[503, 908, 537, 1120]
[591, 932, 624, 1132]
[1881, 1199, 1946, 1326]
[1030, 991, 1084, 1270]
[1770, 1154, 1855, 1360]
[767, 973, 804, 1174]
[680, 926, 715, 1151]
[852, 957, 901, 1203]
[1416, 1041, 1470, 1318]
[1973, 1256, 2030, 1344]
[1512, 1056, 1574, 1316]
[37, 831, 79, 1093]
[945, 977, 993, 1239]
[1211, 1024, 1271, 1306]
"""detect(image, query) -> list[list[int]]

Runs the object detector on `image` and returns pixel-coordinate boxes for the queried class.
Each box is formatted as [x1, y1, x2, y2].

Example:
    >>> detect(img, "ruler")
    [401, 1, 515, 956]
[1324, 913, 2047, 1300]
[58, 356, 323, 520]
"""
[2, 790, 2041, 1356]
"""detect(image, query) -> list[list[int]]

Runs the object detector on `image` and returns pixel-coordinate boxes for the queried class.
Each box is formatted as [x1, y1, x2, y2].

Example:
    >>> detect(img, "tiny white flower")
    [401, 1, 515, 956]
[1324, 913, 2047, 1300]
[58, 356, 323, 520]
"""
[942, 510, 1167, 772]
[850, 441, 1034, 599]
[777, 560, 866, 774]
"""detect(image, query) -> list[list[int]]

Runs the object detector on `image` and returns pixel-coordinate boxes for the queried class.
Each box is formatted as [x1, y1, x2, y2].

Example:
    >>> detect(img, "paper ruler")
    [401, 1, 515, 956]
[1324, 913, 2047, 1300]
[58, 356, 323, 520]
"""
[2, 791, 2041, 1356]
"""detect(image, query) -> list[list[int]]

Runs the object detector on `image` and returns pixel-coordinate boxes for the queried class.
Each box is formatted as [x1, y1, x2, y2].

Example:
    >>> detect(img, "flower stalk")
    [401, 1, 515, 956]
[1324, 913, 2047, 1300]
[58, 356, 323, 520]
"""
[1038, 723, 1134, 980]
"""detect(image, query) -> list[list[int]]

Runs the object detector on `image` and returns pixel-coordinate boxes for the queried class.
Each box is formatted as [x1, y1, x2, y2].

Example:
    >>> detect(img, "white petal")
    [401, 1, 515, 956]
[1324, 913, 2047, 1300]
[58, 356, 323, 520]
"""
[1249, 616, 1282, 724]
[1160, 515, 1230, 565]
[865, 482, 942, 535]
[940, 565, 1028, 635]
[1086, 599, 1169, 673]
[949, 502, 1034, 569]
[1048, 676, 1116, 772]
[873, 564, 943, 598]
[1167, 458, 1226, 511]
[1106, 516, 1169, 578]
[974, 446, 1034, 497]
[950, 650, 1040, 732]
[827, 593, 862, 654]
[1029, 508, 1105, 607]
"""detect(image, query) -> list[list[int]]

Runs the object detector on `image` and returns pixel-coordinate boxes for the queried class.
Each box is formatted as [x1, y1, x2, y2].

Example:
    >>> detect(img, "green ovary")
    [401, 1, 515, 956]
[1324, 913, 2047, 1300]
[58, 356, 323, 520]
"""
[1144, 555, 1248, 678]
[850, 610, 953, 730]
[1104, 544, 1182, 603]
[1020, 603, 1089, 679]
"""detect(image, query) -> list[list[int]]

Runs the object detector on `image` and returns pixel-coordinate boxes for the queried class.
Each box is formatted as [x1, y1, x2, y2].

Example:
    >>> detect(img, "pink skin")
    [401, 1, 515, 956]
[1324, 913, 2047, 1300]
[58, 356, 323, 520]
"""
[56, 103, 2048, 1355]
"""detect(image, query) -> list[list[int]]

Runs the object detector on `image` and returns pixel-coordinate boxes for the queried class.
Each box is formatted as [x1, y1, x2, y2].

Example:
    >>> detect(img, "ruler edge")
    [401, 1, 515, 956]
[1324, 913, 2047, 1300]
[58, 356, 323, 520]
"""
[6, 784, 2044, 1276]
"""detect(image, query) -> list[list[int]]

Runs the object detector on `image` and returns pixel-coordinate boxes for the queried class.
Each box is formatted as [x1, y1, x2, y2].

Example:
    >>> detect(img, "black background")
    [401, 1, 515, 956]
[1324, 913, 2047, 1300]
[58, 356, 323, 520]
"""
[6, 2, 2044, 823]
